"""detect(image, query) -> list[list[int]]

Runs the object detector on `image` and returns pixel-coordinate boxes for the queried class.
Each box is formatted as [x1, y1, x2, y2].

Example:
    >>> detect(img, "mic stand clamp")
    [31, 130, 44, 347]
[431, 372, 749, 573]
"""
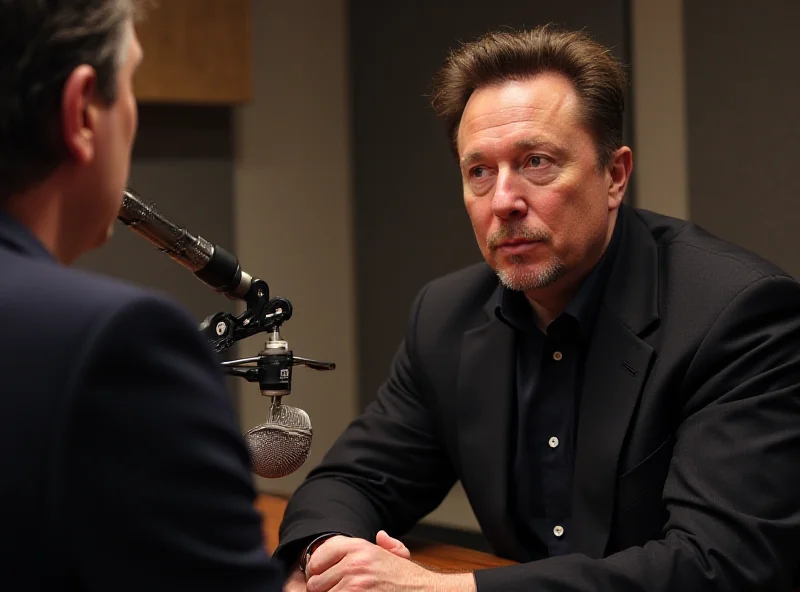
[199, 278, 282, 355]
[199, 277, 335, 412]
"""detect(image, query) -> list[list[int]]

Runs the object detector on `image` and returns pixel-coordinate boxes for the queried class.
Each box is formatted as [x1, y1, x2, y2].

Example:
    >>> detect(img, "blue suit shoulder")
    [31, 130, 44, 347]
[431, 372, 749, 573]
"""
[30, 257, 200, 332]
[1, 251, 212, 367]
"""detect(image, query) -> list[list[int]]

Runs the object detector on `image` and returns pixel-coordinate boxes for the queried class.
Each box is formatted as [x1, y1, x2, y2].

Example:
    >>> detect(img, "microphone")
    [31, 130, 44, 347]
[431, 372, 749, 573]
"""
[244, 400, 313, 479]
[118, 189, 252, 300]
[236, 335, 315, 479]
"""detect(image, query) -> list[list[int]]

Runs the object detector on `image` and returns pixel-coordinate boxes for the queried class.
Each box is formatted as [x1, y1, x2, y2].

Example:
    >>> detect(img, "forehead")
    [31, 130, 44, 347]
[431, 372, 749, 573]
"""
[456, 74, 585, 158]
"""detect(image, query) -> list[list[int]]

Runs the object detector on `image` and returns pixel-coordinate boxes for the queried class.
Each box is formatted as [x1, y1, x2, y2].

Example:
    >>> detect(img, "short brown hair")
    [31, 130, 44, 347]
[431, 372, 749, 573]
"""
[0, 0, 146, 200]
[430, 25, 628, 168]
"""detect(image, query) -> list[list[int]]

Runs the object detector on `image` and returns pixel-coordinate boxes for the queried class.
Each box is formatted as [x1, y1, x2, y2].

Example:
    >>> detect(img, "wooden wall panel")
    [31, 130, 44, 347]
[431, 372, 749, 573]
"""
[134, 0, 251, 104]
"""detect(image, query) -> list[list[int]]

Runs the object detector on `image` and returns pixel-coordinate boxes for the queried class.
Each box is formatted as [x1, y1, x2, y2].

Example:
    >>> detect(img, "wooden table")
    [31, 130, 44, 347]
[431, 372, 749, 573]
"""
[255, 493, 516, 572]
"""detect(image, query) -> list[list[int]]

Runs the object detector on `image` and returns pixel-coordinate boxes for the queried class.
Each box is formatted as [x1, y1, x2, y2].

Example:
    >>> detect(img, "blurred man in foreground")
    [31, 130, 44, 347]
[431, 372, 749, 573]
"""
[0, 1, 284, 589]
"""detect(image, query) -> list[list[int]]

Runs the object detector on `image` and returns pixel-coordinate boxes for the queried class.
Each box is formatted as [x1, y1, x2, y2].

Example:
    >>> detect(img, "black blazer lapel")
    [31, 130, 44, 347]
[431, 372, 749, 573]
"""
[456, 300, 527, 559]
[571, 309, 654, 557]
[571, 208, 660, 558]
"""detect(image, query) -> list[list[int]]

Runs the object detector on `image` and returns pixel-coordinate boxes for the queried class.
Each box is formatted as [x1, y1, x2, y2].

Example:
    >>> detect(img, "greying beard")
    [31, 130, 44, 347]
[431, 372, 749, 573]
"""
[496, 255, 566, 291]
[487, 223, 565, 291]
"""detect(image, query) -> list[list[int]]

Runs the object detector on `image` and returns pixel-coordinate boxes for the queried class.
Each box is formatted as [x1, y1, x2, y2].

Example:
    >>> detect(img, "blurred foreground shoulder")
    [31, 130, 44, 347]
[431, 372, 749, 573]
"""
[51, 282, 285, 591]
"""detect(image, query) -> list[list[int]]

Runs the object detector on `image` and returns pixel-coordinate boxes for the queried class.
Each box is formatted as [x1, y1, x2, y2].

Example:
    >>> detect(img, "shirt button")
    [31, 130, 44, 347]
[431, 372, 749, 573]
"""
[553, 525, 564, 537]
[552, 351, 563, 361]
[548, 436, 559, 448]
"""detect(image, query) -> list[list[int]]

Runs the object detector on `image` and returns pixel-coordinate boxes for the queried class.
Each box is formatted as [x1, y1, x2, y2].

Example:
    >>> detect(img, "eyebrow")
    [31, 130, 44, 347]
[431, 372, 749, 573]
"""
[460, 138, 567, 169]
[460, 151, 486, 169]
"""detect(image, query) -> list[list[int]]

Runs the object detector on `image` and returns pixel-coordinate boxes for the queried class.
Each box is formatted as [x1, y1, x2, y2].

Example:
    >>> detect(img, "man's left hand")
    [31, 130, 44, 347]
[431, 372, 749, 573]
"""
[304, 531, 476, 592]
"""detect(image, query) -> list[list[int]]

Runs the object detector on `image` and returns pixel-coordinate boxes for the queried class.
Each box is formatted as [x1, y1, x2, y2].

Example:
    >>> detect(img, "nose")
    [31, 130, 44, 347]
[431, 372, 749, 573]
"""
[491, 167, 528, 221]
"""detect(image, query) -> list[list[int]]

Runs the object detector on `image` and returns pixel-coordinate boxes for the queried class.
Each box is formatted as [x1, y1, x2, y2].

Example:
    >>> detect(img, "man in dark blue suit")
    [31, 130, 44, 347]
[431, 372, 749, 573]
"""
[0, 1, 284, 590]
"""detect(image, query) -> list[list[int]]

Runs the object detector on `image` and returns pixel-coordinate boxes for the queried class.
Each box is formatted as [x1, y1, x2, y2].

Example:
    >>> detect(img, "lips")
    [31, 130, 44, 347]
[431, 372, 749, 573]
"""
[496, 240, 540, 255]
[498, 239, 535, 247]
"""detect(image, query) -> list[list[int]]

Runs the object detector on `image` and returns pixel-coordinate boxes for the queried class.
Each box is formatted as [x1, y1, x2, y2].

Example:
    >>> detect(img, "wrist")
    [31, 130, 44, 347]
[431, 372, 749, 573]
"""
[432, 571, 477, 592]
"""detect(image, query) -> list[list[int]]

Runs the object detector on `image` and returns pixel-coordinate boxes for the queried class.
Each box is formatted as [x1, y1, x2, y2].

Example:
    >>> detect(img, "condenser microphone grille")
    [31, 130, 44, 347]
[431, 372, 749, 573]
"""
[244, 405, 312, 479]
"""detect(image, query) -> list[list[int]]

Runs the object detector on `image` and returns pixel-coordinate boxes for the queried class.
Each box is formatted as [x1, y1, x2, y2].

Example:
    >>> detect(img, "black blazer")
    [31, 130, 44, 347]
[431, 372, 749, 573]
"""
[278, 205, 800, 591]
[0, 212, 284, 591]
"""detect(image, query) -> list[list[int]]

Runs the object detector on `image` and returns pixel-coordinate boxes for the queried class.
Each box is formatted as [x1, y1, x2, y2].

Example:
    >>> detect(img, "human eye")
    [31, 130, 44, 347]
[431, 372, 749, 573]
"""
[464, 164, 495, 196]
[524, 154, 549, 168]
[469, 165, 489, 178]
[520, 153, 558, 185]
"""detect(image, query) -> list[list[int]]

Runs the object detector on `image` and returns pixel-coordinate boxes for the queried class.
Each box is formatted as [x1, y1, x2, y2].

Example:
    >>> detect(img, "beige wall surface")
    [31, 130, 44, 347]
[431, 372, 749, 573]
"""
[631, 0, 689, 219]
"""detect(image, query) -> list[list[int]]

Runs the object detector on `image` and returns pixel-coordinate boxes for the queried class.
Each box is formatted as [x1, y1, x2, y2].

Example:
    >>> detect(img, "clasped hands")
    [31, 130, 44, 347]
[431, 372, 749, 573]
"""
[284, 531, 476, 592]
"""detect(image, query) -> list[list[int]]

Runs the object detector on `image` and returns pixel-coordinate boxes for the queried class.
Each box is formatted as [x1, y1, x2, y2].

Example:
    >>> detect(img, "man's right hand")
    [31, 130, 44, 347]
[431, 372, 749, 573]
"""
[282, 531, 411, 591]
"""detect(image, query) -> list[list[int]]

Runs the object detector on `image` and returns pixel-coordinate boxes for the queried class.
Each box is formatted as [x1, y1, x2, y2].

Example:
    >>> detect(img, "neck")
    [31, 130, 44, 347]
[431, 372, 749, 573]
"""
[524, 210, 619, 328]
[525, 283, 578, 330]
[2, 182, 77, 264]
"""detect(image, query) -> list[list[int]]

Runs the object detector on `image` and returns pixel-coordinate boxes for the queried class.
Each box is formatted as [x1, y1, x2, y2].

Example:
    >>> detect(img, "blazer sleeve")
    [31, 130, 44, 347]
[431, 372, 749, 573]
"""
[274, 284, 458, 563]
[54, 294, 285, 591]
[475, 275, 800, 591]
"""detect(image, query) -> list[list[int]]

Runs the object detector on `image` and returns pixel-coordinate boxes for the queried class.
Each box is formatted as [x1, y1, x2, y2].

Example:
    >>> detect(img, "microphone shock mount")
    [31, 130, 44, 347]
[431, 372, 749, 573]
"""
[200, 277, 335, 477]
[202, 278, 335, 388]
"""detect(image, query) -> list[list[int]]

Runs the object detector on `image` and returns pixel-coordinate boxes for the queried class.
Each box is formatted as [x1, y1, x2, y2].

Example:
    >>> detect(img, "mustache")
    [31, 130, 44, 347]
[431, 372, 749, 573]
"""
[487, 224, 550, 249]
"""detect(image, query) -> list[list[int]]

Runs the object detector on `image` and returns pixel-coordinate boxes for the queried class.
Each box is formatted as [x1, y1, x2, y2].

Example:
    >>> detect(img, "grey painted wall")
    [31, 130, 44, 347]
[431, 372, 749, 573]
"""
[349, 0, 633, 412]
[685, 0, 800, 278]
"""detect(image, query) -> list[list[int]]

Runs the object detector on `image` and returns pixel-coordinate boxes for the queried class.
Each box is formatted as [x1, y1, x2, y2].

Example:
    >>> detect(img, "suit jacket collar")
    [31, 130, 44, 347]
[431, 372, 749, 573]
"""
[0, 209, 55, 262]
[457, 204, 659, 560]
[600, 205, 659, 335]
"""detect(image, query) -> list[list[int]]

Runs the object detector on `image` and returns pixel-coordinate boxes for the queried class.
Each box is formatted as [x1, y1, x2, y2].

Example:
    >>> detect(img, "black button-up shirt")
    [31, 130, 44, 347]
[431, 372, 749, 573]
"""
[495, 217, 621, 560]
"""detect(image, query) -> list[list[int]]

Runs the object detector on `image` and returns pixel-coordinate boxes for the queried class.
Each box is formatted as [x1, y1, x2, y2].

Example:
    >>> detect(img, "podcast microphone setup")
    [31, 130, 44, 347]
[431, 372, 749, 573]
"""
[118, 189, 335, 479]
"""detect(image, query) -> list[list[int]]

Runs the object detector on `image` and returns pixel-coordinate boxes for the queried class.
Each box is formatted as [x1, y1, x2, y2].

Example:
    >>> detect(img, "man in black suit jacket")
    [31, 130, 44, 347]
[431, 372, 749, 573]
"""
[0, 1, 283, 590]
[276, 26, 800, 591]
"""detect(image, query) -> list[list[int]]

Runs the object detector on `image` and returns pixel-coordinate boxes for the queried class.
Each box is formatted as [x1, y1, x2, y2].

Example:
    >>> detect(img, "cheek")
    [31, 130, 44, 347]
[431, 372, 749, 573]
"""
[530, 187, 587, 249]
[529, 189, 573, 233]
[551, 185, 609, 254]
